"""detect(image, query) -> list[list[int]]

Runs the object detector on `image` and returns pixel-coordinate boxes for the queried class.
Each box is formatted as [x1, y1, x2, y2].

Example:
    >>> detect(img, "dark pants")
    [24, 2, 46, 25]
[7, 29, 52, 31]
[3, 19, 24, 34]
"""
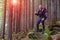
[36, 16, 47, 34]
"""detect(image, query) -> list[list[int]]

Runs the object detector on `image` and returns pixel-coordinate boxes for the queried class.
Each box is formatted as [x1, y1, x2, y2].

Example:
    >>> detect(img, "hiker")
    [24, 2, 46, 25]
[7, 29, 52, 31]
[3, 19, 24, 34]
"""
[35, 5, 47, 34]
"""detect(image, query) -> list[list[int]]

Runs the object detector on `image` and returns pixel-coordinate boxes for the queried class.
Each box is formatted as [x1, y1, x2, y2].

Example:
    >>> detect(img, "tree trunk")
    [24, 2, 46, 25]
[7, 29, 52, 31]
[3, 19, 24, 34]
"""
[2, 0, 7, 39]
[7, 0, 13, 40]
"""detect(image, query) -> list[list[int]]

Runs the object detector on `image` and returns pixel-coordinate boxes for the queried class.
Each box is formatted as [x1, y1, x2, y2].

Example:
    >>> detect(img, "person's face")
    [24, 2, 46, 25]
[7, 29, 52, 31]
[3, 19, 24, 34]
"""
[39, 5, 42, 9]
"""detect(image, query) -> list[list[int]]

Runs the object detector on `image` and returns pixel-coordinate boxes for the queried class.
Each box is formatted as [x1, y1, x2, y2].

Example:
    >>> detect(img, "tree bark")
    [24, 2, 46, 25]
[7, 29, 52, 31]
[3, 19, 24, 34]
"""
[2, 0, 7, 39]
[7, 0, 13, 40]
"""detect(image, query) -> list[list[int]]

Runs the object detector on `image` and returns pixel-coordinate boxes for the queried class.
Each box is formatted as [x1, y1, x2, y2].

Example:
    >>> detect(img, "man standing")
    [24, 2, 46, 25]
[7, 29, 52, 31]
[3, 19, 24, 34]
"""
[35, 5, 47, 34]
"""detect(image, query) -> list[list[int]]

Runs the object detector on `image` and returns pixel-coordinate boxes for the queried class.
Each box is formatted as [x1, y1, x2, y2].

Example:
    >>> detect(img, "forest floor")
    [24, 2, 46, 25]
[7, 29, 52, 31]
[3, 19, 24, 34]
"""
[21, 34, 60, 40]
[21, 36, 29, 40]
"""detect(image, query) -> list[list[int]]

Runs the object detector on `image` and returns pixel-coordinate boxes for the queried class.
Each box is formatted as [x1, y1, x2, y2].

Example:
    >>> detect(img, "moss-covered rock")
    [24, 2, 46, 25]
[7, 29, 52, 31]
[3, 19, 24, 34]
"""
[28, 32, 49, 40]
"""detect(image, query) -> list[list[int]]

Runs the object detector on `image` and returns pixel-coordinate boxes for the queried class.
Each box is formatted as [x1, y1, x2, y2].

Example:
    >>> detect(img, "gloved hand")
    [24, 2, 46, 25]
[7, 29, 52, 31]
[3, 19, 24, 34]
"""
[42, 18, 44, 21]
[34, 11, 38, 16]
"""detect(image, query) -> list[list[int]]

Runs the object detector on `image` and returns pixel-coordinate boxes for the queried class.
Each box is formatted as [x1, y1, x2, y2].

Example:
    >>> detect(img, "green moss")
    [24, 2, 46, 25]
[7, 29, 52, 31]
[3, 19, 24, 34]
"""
[48, 36, 53, 40]
[45, 29, 51, 35]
